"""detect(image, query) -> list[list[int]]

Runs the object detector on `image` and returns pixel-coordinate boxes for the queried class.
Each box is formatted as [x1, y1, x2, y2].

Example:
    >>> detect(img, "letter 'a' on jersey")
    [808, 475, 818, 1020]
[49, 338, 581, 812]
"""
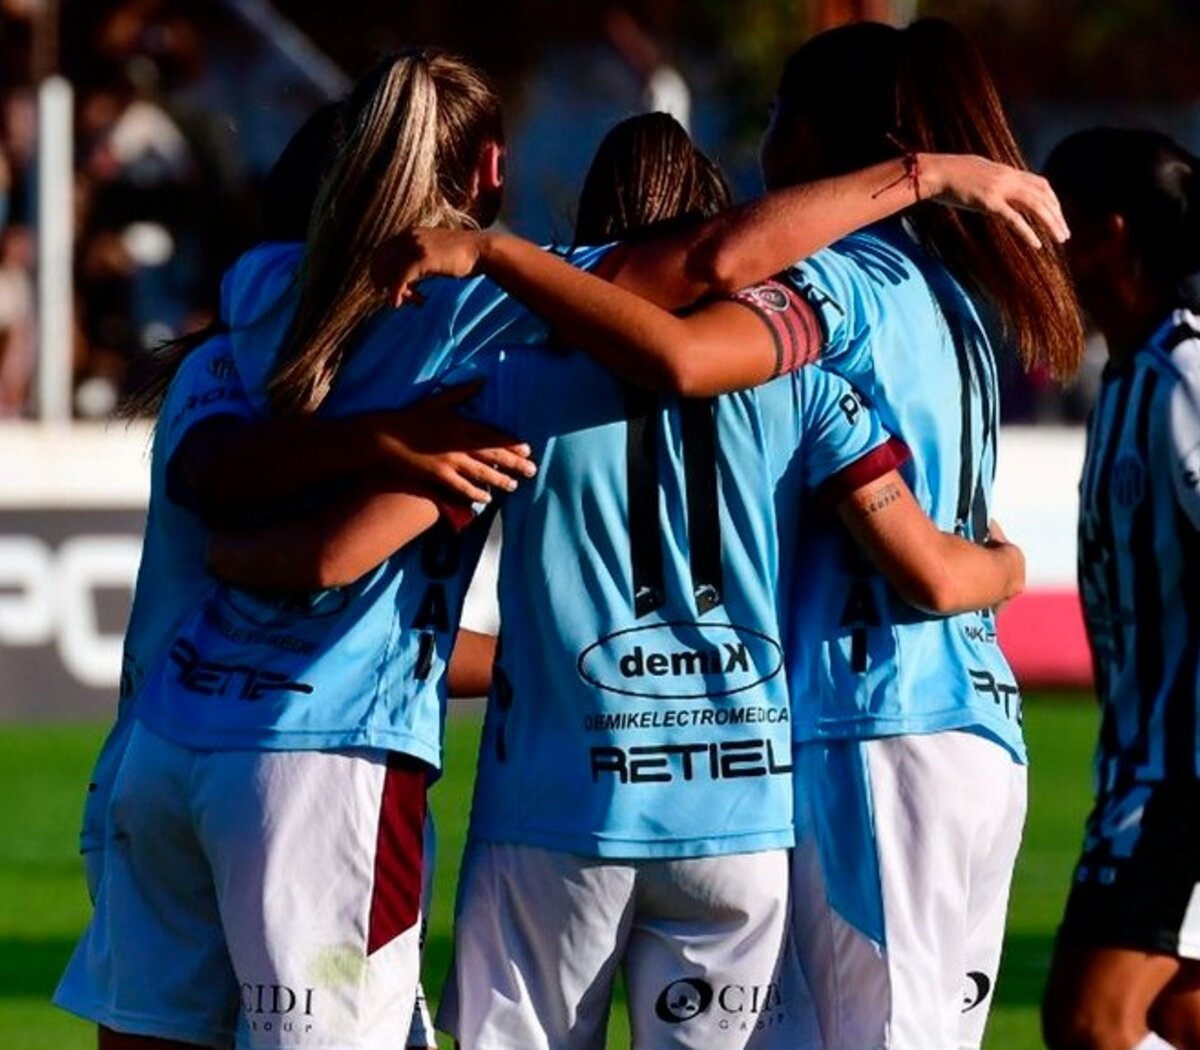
[82, 335, 255, 856]
[135, 241, 611, 768]
[1079, 309, 1200, 789]
[444, 281, 902, 859]
[780, 219, 1025, 762]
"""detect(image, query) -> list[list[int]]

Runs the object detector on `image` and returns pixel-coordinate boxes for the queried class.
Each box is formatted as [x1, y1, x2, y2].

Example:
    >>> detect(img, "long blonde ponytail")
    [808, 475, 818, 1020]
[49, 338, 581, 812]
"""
[269, 49, 502, 414]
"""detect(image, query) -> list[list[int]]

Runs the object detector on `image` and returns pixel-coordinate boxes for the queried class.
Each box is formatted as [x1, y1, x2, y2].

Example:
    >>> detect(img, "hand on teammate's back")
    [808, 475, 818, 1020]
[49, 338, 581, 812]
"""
[356, 381, 536, 506]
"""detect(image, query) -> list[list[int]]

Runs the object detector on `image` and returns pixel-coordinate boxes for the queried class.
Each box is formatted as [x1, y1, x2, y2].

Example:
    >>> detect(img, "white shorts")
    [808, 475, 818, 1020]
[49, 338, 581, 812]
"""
[55, 721, 427, 1050]
[784, 732, 1027, 1050]
[438, 841, 807, 1050]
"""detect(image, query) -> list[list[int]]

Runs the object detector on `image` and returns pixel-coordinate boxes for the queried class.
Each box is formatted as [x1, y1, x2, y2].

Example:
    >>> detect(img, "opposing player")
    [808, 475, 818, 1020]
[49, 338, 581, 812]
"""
[1040, 128, 1200, 1050]
[377, 22, 1082, 1050]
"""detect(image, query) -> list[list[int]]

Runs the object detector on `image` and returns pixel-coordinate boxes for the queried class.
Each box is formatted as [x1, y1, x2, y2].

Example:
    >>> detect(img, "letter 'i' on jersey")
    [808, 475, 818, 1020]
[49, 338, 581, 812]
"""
[448, 280, 903, 860]
[778, 220, 1025, 760]
[134, 241, 611, 766]
[1078, 309, 1200, 788]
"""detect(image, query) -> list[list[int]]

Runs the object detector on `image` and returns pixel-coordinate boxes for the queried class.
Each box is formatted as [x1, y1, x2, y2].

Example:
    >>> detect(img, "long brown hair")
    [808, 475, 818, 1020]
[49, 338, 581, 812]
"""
[269, 49, 503, 415]
[574, 113, 731, 244]
[776, 19, 1084, 379]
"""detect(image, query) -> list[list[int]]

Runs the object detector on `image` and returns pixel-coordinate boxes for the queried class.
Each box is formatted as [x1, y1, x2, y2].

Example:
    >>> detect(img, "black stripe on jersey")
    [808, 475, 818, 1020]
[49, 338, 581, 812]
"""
[624, 387, 666, 618]
[969, 326, 995, 540]
[942, 295, 978, 535]
[1166, 505, 1200, 778]
[1128, 370, 1163, 773]
[1091, 372, 1137, 672]
[680, 399, 724, 614]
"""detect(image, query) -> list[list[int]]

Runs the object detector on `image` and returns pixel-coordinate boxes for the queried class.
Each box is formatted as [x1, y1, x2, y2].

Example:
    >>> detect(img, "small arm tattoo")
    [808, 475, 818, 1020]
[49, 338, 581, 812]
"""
[859, 483, 901, 516]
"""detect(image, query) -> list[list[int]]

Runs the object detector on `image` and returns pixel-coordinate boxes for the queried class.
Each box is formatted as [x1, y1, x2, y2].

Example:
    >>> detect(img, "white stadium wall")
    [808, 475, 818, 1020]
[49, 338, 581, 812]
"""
[0, 423, 1088, 722]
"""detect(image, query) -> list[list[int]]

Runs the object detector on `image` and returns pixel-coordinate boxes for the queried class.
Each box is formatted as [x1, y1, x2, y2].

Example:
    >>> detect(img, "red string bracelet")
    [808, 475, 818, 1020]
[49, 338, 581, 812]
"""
[871, 133, 921, 202]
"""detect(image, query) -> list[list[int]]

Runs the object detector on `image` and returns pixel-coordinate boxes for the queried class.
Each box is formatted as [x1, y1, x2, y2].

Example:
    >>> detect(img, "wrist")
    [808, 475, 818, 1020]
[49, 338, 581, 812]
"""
[916, 153, 942, 200]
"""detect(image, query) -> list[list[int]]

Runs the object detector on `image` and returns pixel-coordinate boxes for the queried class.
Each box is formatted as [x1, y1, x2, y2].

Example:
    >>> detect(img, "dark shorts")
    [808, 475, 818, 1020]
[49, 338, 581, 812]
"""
[1058, 778, 1200, 958]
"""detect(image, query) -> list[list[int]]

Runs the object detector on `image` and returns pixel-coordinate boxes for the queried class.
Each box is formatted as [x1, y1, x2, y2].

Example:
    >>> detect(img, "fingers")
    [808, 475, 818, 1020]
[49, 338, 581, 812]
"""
[994, 201, 1043, 251]
[1012, 173, 1070, 243]
[475, 445, 538, 479]
[437, 450, 537, 502]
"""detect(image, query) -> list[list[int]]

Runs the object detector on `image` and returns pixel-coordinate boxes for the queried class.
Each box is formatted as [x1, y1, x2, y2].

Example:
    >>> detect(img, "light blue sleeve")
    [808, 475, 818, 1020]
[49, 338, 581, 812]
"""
[787, 245, 884, 379]
[158, 334, 256, 462]
[799, 367, 901, 496]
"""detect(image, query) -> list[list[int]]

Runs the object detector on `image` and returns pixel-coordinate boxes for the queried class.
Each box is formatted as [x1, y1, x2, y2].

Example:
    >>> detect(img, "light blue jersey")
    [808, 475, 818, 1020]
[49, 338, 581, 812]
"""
[453, 304, 896, 858]
[135, 242, 609, 766]
[782, 220, 1024, 762]
[82, 335, 254, 853]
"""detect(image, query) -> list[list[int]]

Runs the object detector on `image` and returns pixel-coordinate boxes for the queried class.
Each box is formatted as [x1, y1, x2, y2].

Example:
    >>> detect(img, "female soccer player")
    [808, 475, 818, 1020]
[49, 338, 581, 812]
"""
[1041, 128, 1200, 1050]
[376, 21, 1083, 1050]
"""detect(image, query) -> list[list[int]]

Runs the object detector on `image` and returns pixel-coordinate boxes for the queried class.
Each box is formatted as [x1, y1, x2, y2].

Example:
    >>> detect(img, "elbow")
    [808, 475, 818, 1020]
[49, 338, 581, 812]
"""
[691, 240, 745, 298]
[310, 542, 365, 590]
[901, 569, 962, 616]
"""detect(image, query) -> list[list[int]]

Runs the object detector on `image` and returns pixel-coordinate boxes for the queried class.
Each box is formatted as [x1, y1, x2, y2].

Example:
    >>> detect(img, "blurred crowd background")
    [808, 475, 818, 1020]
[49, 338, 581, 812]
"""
[3, 0, 1200, 423]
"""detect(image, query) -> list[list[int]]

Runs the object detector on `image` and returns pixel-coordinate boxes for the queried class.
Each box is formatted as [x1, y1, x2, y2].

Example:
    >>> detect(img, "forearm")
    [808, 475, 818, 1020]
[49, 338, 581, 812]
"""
[606, 156, 925, 307]
[447, 628, 497, 698]
[838, 474, 1024, 615]
[477, 232, 703, 392]
[208, 489, 439, 592]
[173, 415, 377, 518]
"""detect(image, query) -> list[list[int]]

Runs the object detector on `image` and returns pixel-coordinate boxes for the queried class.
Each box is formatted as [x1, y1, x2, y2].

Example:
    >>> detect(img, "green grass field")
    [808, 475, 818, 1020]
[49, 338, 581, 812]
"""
[0, 697, 1097, 1050]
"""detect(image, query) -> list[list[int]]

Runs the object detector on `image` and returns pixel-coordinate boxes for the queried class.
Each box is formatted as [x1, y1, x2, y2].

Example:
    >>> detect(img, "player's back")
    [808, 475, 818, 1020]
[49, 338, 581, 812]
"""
[136, 243, 601, 765]
[782, 220, 1023, 760]
[459, 341, 890, 858]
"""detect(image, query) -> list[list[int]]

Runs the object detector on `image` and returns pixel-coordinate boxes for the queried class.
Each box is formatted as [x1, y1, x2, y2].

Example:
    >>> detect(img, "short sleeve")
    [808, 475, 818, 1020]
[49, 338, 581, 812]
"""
[1168, 361, 1200, 530]
[784, 243, 885, 374]
[724, 279, 824, 376]
[158, 334, 255, 462]
[798, 367, 909, 504]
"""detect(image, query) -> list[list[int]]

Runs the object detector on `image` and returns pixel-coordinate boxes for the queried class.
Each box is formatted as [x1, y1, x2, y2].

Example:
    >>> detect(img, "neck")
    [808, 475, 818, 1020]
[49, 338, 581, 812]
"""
[1093, 279, 1174, 367]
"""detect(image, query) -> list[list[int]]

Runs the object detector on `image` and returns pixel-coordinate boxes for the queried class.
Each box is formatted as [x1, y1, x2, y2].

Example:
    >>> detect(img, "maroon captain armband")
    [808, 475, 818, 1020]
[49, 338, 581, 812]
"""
[726, 279, 824, 377]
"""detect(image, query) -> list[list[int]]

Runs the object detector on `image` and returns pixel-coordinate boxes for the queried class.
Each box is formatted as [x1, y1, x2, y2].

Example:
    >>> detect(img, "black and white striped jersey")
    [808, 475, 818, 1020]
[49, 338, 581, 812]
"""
[1078, 309, 1200, 788]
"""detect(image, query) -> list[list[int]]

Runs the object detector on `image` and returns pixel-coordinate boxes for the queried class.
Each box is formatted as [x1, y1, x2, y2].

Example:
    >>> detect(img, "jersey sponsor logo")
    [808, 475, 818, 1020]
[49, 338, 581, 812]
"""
[1111, 453, 1147, 509]
[655, 978, 785, 1031]
[582, 705, 788, 733]
[968, 668, 1022, 723]
[168, 637, 314, 700]
[590, 737, 791, 784]
[656, 978, 713, 1022]
[962, 622, 997, 644]
[961, 971, 991, 1013]
[576, 622, 784, 700]
[241, 982, 315, 1037]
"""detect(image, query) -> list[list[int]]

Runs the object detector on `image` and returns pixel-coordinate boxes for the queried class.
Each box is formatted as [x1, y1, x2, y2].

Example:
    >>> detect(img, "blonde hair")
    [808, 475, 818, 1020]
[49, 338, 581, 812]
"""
[269, 49, 502, 414]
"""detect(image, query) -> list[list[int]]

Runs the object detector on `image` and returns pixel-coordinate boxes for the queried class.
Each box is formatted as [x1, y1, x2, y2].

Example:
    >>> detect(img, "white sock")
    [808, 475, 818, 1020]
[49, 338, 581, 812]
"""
[1133, 1034, 1179, 1050]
